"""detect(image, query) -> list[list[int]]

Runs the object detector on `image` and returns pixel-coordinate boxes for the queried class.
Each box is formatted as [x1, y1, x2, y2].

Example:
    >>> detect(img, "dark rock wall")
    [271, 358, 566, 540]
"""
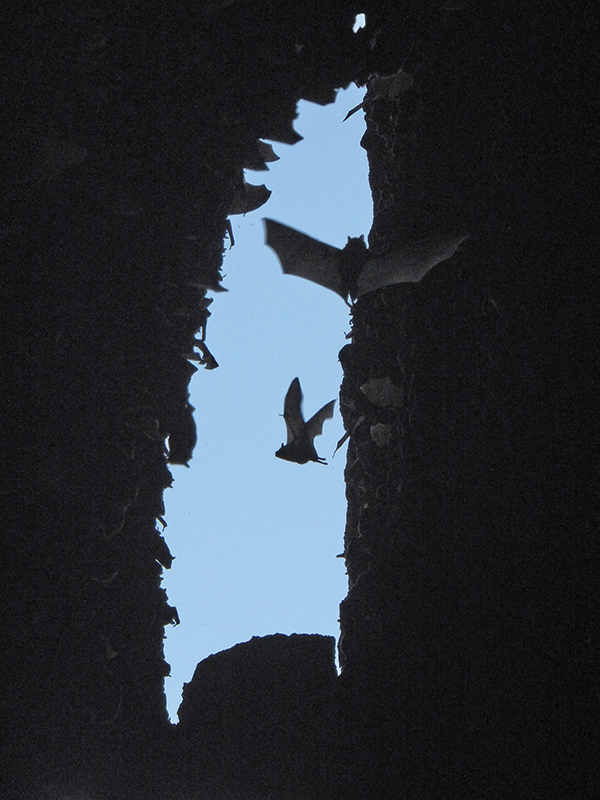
[1, 1, 367, 797]
[174, 634, 338, 799]
[338, 3, 600, 797]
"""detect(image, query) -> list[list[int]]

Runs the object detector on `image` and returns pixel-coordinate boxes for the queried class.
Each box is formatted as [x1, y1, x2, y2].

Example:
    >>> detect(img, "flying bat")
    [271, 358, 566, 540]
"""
[264, 218, 469, 302]
[276, 378, 335, 465]
[229, 177, 271, 215]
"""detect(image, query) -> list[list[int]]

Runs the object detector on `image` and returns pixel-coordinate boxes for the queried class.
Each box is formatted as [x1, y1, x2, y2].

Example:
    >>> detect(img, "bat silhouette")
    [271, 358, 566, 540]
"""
[229, 177, 271, 215]
[276, 378, 335, 465]
[264, 218, 469, 302]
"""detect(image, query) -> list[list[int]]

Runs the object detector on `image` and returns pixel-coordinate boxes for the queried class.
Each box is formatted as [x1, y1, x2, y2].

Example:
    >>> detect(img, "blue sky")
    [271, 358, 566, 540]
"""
[162, 83, 372, 720]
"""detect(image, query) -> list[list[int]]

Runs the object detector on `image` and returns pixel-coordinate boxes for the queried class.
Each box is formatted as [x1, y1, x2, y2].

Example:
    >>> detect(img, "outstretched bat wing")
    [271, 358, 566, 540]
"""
[305, 399, 336, 442]
[282, 377, 306, 444]
[264, 218, 346, 299]
[356, 233, 470, 297]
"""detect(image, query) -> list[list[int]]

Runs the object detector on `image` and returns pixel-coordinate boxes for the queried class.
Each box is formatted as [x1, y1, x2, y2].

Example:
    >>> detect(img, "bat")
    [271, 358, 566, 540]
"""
[264, 218, 469, 302]
[243, 139, 280, 171]
[229, 177, 271, 215]
[276, 378, 335, 465]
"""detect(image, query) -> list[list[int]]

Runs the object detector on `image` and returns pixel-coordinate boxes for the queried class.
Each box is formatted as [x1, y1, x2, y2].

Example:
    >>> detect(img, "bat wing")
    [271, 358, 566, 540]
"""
[305, 399, 336, 443]
[356, 233, 470, 297]
[229, 180, 271, 215]
[264, 218, 347, 299]
[282, 377, 306, 445]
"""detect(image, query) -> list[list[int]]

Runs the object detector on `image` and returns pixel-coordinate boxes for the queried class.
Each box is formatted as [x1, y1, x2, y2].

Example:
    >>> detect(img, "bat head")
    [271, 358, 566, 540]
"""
[341, 236, 369, 300]
[345, 235, 367, 250]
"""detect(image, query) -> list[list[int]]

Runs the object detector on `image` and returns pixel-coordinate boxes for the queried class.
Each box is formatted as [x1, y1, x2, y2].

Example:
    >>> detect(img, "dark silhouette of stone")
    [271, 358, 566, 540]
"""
[175, 634, 337, 799]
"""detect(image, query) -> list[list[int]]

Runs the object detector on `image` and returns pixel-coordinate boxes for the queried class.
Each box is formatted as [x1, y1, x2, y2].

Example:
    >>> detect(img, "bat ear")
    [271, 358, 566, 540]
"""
[345, 235, 366, 249]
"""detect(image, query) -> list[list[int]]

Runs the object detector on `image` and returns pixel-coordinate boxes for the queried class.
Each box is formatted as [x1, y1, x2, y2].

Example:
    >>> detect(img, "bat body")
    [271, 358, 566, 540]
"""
[264, 218, 469, 301]
[276, 378, 335, 464]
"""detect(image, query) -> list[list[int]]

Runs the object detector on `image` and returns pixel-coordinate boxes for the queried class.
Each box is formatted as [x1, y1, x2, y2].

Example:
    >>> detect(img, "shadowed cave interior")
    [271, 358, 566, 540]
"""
[2, 2, 599, 798]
